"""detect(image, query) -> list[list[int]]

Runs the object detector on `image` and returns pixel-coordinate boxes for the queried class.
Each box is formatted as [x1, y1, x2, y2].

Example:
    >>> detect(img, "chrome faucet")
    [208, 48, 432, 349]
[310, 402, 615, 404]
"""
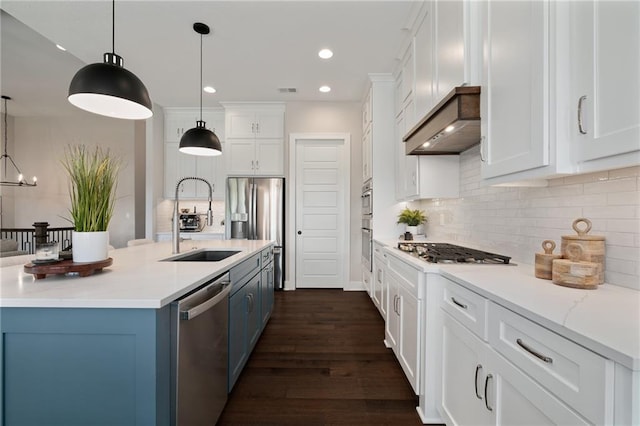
[173, 177, 214, 254]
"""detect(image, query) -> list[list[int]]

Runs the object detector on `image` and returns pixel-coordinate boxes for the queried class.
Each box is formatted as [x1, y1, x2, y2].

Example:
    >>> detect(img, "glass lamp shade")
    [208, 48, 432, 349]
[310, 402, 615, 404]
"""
[179, 121, 222, 156]
[68, 53, 152, 120]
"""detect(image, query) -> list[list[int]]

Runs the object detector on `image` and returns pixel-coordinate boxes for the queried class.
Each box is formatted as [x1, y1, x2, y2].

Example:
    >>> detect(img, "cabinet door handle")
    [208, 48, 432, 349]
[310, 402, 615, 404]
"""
[516, 338, 553, 364]
[256, 123, 260, 133]
[256, 160, 259, 170]
[578, 95, 587, 135]
[474, 364, 483, 399]
[484, 374, 493, 412]
[451, 297, 468, 310]
[251, 160, 255, 170]
[480, 136, 486, 162]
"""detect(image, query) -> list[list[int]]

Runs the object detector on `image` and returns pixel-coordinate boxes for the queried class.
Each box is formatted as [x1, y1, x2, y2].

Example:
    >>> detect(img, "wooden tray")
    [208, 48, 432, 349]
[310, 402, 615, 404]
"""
[24, 258, 113, 279]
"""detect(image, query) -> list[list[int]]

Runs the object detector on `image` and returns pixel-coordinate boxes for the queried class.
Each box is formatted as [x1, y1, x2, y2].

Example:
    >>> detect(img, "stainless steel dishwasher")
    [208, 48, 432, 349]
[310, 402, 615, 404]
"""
[170, 272, 231, 425]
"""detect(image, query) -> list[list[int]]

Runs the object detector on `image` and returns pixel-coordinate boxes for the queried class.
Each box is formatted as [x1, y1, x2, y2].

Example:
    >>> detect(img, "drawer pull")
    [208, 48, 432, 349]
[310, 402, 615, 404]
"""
[474, 364, 483, 400]
[484, 374, 493, 412]
[451, 297, 468, 310]
[516, 338, 553, 364]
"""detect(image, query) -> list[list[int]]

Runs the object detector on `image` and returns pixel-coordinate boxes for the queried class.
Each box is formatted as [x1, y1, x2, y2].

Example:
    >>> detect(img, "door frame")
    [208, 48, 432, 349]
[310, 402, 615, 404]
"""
[287, 133, 351, 290]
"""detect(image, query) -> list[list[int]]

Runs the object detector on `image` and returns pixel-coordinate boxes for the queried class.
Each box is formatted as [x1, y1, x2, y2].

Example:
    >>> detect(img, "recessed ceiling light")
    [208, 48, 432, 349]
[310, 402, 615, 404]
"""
[318, 48, 333, 59]
[445, 125, 455, 132]
[423, 142, 431, 148]
[203, 86, 216, 94]
[56, 44, 66, 51]
[319, 85, 331, 93]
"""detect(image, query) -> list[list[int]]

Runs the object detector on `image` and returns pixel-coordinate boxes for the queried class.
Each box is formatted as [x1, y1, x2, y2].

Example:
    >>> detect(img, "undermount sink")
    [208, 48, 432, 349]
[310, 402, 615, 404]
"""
[163, 250, 241, 262]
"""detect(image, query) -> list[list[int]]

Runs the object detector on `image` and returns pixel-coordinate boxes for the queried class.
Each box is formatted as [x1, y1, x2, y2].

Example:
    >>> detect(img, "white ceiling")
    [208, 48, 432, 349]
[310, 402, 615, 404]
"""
[1, 1, 417, 117]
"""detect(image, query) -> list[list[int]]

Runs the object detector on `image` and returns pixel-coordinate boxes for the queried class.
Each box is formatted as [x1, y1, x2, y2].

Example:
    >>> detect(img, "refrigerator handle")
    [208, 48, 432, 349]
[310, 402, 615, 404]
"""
[251, 183, 258, 240]
[273, 246, 284, 290]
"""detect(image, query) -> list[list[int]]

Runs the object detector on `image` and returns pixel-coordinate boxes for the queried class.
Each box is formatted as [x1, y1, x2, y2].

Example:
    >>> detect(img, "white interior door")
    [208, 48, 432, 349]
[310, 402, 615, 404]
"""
[294, 136, 349, 289]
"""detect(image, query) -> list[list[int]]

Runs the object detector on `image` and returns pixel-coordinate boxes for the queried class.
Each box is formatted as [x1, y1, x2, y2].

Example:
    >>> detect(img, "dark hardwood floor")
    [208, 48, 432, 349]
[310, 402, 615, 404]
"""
[218, 289, 423, 425]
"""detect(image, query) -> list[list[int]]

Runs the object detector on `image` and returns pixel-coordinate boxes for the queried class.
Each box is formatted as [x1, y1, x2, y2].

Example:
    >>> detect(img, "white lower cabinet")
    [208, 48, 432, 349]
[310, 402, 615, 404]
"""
[362, 266, 372, 299]
[385, 250, 422, 394]
[439, 276, 613, 426]
[372, 241, 387, 319]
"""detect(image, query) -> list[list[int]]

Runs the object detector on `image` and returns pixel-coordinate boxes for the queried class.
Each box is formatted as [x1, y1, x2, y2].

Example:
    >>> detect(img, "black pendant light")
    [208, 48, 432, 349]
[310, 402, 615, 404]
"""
[68, 0, 152, 120]
[1, 96, 37, 187]
[179, 22, 222, 156]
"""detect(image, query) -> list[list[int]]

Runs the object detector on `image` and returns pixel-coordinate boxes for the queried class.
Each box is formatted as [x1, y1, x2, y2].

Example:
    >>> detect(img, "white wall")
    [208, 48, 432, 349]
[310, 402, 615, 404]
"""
[284, 101, 363, 286]
[9, 113, 136, 248]
[418, 145, 640, 290]
[146, 104, 166, 240]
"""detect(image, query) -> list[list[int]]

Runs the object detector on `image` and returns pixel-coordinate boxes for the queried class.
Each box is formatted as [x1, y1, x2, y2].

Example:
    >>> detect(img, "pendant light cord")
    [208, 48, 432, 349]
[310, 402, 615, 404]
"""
[199, 31, 203, 121]
[112, 0, 115, 54]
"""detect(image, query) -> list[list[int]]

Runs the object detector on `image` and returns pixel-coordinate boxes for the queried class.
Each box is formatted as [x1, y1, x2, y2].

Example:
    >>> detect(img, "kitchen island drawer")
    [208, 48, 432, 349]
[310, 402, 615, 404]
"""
[488, 301, 613, 425]
[441, 277, 488, 340]
[230, 252, 261, 295]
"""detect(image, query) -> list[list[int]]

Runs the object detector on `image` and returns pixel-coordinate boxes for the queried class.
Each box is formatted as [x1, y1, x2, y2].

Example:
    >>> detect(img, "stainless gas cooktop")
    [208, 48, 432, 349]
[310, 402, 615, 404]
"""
[396, 242, 511, 264]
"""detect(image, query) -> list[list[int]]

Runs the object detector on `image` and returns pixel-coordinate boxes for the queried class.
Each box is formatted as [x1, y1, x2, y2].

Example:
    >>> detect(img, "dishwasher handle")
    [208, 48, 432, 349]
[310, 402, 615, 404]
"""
[179, 274, 231, 321]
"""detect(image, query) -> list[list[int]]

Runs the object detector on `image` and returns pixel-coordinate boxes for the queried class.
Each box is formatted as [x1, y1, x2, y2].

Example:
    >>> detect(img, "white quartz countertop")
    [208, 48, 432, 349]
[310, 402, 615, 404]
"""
[0, 239, 273, 309]
[376, 239, 640, 371]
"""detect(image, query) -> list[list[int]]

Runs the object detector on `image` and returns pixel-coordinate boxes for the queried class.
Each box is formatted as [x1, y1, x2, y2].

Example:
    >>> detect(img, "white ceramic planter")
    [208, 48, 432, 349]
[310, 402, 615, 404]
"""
[72, 231, 109, 263]
[406, 225, 418, 236]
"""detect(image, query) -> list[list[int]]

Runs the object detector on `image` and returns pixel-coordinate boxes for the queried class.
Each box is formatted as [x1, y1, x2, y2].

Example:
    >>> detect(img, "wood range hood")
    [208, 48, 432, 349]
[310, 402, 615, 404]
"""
[403, 86, 481, 155]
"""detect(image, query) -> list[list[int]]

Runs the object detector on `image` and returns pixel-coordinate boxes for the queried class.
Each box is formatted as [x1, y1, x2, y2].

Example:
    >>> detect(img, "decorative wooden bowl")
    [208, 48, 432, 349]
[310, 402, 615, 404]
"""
[24, 258, 113, 279]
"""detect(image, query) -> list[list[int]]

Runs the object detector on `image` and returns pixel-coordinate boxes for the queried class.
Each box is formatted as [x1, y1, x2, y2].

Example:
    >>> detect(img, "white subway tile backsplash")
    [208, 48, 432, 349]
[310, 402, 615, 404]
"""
[606, 219, 640, 234]
[606, 245, 640, 262]
[563, 170, 609, 185]
[584, 177, 637, 194]
[608, 166, 640, 179]
[421, 149, 640, 290]
[582, 205, 638, 219]
[607, 191, 640, 206]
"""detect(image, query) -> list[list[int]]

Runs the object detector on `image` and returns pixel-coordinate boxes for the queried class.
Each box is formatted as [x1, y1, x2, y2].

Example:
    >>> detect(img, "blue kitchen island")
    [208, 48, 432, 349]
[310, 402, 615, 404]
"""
[0, 239, 274, 425]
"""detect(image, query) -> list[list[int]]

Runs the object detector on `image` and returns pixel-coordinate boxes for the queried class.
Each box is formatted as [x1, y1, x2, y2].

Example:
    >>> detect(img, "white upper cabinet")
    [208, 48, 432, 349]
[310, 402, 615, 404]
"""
[225, 108, 284, 139]
[163, 108, 225, 200]
[480, 1, 574, 184]
[362, 75, 398, 240]
[413, 0, 481, 125]
[433, 0, 467, 101]
[570, 1, 640, 172]
[480, 1, 638, 185]
[222, 103, 285, 176]
[413, 6, 435, 122]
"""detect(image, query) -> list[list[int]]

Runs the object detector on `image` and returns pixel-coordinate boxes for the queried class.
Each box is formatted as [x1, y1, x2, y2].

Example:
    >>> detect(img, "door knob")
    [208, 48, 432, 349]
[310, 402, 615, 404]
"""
[297, 231, 302, 235]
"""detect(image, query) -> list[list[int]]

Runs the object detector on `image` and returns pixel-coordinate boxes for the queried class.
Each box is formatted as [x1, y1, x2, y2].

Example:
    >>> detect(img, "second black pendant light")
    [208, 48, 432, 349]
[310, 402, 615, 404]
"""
[179, 22, 222, 157]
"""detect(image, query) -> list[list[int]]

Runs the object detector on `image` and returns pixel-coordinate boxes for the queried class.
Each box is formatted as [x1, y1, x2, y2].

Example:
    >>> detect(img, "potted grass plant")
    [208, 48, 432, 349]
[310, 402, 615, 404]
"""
[397, 207, 427, 239]
[62, 145, 121, 263]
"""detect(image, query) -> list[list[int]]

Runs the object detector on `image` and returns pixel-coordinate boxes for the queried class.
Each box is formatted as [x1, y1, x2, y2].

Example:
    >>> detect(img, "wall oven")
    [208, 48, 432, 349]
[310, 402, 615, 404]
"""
[362, 180, 373, 272]
[361, 179, 372, 216]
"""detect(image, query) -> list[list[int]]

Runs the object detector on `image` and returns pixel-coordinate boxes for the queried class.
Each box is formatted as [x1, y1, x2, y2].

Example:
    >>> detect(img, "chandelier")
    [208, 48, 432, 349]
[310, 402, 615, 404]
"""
[1, 96, 37, 187]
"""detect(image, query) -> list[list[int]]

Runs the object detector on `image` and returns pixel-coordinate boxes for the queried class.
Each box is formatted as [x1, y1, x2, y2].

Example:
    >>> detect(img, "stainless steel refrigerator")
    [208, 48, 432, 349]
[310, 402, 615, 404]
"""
[225, 177, 284, 289]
